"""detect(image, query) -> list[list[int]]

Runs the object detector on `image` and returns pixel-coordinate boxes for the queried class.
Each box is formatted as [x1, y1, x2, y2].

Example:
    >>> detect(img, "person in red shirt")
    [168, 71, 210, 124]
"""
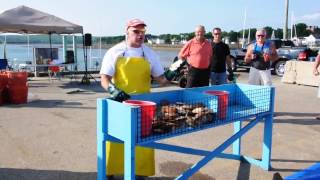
[178, 25, 212, 87]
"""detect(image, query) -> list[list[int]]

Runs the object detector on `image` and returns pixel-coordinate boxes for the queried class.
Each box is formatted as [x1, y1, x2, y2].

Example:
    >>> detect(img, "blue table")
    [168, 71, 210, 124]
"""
[97, 83, 275, 180]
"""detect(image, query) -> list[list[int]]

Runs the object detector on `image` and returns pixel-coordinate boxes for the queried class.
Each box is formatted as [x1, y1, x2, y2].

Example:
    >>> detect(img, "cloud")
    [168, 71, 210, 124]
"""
[296, 12, 320, 22]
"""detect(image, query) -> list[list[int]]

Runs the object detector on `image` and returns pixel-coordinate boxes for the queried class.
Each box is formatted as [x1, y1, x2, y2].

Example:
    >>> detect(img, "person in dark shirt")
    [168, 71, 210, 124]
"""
[210, 27, 233, 85]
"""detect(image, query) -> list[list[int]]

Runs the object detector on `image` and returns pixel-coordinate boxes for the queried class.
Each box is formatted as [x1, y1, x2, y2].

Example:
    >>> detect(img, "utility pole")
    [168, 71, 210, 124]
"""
[283, 0, 289, 40]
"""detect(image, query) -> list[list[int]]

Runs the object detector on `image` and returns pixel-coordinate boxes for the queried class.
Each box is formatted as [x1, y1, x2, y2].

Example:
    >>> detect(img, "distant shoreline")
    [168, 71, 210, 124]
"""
[92, 43, 183, 51]
[4, 42, 245, 50]
[4, 42, 183, 51]
[148, 44, 182, 51]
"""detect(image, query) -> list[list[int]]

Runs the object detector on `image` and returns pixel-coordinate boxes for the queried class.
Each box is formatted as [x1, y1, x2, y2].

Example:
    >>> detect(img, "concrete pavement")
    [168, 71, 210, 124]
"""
[0, 72, 319, 180]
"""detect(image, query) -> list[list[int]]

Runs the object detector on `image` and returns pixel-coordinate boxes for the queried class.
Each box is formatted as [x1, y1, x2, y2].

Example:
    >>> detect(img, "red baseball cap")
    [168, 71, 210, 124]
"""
[126, 19, 146, 30]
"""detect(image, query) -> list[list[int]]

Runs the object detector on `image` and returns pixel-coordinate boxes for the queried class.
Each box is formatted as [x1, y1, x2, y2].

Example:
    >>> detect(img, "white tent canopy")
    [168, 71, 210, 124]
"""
[0, 5, 83, 34]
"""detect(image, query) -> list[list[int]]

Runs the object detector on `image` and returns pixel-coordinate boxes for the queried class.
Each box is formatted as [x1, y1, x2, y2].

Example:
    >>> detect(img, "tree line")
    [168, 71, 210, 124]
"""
[0, 23, 312, 45]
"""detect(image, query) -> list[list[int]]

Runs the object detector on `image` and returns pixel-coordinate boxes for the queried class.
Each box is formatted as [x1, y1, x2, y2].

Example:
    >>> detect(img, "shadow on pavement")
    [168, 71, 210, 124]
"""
[236, 161, 251, 180]
[235, 158, 320, 180]
[59, 81, 105, 93]
[263, 112, 320, 126]
[0, 168, 175, 180]
[0, 168, 96, 180]
[272, 158, 320, 163]
[275, 112, 320, 117]
[158, 161, 215, 180]
[274, 118, 320, 125]
[270, 158, 320, 172]
[5, 100, 95, 110]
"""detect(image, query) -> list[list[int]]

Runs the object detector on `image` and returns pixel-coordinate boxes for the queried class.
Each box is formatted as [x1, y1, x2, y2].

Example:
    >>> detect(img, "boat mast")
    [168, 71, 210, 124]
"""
[242, 7, 247, 48]
[283, 0, 289, 40]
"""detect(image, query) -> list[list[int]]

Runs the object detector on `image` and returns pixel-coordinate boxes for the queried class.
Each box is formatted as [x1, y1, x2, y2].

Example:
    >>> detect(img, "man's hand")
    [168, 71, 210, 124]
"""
[107, 84, 130, 102]
[263, 53, 270, 62]
[164, 69, 176, 81]
[227, 68, 234, 81]
[110, 90, 130, 102]
[251, 53, 257, 60]
[314, 68, 320, 76]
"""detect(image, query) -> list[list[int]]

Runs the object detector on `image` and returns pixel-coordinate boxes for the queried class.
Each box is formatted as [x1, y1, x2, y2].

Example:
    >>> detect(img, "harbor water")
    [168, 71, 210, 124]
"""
[0, 44, 179, 71]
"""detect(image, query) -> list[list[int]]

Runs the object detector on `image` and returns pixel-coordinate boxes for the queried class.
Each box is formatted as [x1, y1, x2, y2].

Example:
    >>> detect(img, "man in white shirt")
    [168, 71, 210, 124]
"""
[99, 19, 168, 179]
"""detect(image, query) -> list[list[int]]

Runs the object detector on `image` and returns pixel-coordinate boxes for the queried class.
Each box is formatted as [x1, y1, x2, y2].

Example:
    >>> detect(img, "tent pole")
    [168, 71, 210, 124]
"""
[3, 34, 7, 59]
[82, 33, 86, 72]
[80, 33, 96, 84]
[80, 33, 89, 84]
[27, 34, 30, 61]
[62, 35, 66, 63]
[89, 46, 92, 70]
[99, 36, 102, 59]
[49, 32, 53, 60]
[72, 35, 77, 71]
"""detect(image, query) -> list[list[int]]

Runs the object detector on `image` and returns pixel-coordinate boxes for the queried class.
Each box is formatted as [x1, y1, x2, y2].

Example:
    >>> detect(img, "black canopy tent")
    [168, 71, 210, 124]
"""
[0, 5, 83, 70]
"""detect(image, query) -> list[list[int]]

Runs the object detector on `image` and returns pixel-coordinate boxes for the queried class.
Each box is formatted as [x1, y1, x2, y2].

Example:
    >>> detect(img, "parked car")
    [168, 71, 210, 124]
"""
[229, 39, 316, 76]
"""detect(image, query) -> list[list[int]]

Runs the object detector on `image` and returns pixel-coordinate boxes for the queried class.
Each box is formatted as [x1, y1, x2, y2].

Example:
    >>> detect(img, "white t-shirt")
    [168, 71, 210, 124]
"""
[99, 42, 164, 77]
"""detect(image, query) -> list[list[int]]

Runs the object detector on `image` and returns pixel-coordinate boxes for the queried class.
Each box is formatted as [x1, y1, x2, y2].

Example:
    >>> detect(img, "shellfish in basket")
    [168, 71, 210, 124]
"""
[152, 100, 216, 135]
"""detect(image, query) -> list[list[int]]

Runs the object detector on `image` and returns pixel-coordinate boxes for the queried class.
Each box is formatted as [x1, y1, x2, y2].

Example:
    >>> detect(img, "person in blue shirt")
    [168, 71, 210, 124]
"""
[244, 29, 278, 86]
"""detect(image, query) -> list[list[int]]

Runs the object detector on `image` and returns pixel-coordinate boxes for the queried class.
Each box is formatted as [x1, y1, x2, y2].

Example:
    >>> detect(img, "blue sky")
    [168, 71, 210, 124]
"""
[1, 0, 320, 36]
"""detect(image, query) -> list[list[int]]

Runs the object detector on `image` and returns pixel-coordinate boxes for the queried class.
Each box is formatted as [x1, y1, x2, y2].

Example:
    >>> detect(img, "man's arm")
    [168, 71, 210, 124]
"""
[100, 74, 112, 91]
[268, 43, 278, 62]
[226, 54, 235, 81]
[153, 74, 171, 86]
[178, 41, 190, 60]
[313, 54, 320, 76]
[244, 45, 254, 63]
[100, 74, 130, 102]
[226, 55, 232, 70]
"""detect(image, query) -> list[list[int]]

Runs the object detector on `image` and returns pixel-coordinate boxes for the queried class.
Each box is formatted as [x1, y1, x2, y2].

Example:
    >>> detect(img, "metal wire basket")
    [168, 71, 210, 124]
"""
[121, 84, 273, 143]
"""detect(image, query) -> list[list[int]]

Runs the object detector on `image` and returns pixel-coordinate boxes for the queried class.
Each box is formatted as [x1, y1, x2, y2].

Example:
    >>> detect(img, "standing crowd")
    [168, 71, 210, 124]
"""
[178, 25, 278, 88]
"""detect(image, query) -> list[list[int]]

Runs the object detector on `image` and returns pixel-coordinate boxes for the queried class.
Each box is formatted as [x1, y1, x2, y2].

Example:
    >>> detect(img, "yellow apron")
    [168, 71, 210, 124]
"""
[106, 56, 155, 176]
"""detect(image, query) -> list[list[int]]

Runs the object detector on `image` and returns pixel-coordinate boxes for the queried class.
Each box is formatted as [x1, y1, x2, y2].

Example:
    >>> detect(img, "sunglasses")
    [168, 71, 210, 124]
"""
[213, 33, 221, 35]
[257, 34, 265, 38]
[131, 29, 146, 34]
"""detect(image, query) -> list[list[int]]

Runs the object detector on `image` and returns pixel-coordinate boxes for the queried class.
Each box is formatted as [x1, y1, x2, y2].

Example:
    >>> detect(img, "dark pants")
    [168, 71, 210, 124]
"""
[186, 66, 210, 88]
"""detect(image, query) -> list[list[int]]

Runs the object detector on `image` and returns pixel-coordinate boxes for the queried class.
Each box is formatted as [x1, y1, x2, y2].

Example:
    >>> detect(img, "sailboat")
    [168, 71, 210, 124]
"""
[290, 12, 297, 40]
[290, 11, 299, 46]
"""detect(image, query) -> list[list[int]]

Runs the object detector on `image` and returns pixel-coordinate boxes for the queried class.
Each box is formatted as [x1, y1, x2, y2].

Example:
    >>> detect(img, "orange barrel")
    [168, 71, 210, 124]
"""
[1, 87, 10, 104]
[0, 71, 8, 88]
[7, 71, 28, 86]
[0, 72, 8, 105]
[204, 90, 229, 120]
[0, 88, 3, 105]
[8, 85, 28, 104]
[123, 100, 156, 137]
